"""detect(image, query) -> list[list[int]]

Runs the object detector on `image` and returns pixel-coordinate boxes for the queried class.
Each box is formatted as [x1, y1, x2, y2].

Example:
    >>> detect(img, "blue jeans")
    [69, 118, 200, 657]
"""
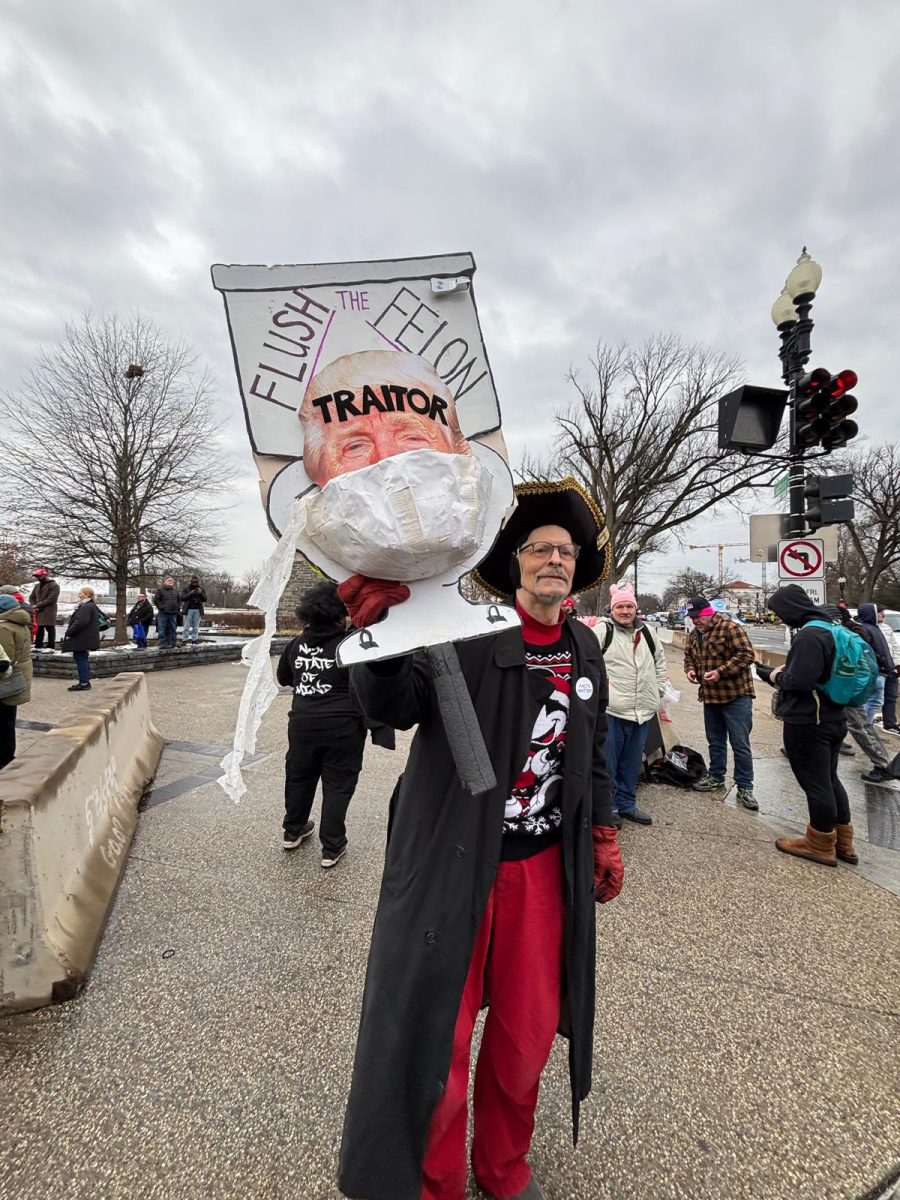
[73, 649, 91, 685]
[604, 715, 651, 813]
[703, 695, 754, 788]
[864, 674, 886, 725]
[182, 608, 202, 642]
[157, 612, 177, 647]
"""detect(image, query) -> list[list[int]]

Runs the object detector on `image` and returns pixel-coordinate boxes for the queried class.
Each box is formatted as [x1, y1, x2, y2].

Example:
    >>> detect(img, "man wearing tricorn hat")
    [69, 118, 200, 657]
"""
[337, 479, 624, 1200]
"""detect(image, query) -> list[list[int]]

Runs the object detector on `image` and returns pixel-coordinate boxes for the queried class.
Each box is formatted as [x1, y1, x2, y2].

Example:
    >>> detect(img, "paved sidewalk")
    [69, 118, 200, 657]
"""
[1, 652, 899, 1200]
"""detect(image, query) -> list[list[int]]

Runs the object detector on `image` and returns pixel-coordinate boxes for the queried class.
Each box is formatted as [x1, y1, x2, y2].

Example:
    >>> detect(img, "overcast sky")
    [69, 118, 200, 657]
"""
[3, 0, 899, 593]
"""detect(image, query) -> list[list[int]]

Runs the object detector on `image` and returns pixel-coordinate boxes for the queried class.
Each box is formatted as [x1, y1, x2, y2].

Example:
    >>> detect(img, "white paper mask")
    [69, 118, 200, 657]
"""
[298, 448, 492, 582]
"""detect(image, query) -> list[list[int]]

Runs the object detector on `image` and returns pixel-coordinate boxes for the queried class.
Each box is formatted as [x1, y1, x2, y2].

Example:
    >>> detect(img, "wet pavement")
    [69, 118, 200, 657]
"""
[1, 652, 899, 1200]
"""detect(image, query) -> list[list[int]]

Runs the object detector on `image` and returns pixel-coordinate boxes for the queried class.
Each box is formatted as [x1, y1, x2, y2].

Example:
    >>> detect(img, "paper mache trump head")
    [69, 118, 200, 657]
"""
[294, 349, 496, 583]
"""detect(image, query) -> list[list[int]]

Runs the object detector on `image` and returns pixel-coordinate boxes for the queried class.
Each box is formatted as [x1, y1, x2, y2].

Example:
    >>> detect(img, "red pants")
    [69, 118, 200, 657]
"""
[421, 843, 564, 1200]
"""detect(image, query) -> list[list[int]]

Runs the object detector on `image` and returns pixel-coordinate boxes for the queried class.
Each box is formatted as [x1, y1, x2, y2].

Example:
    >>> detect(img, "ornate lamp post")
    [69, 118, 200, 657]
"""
[770, 248, 823, 536]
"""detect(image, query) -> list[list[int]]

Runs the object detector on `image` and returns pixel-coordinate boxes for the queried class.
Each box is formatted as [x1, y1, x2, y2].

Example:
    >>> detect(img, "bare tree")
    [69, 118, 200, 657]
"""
[203, 569, 237, 608]
[0, 532, 34, 587]
[239, 560, 268, 601]
[520, 336, 782, 585]
[661, 567, 742, 610]
[832, 443, 900, 599]
[0, 313, 234, 641]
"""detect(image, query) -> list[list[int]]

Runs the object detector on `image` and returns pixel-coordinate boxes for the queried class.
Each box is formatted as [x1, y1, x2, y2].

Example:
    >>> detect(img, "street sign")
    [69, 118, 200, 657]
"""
[778, 538, 825, 580]
[793, 580, 826, 606]
[750, 515, 838, 563]
[773, 473, 790, 501]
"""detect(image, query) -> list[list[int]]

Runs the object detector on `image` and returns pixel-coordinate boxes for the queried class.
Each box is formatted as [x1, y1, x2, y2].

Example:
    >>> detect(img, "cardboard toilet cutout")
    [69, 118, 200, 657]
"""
[211, 254, 518, 798]
[211, 253, 519, 667]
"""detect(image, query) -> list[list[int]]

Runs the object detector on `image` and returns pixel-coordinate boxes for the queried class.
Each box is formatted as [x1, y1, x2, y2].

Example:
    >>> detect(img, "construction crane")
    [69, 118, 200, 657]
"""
[686, 541, 745, 580]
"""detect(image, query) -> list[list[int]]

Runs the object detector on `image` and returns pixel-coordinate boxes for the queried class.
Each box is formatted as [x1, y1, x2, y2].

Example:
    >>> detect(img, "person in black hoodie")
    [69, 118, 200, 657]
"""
[764, 584, 854, 868]
[856, 602, 894, 725]
[276, 581, 366, 868]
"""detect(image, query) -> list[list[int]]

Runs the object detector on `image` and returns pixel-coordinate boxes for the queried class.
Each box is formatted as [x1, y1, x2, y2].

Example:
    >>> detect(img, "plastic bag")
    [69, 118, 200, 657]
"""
[658, 678, 680, 723]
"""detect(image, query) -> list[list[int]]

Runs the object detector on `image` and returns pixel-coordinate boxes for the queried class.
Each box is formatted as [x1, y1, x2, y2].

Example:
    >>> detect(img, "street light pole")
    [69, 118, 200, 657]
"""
[771, 249, 823, 537]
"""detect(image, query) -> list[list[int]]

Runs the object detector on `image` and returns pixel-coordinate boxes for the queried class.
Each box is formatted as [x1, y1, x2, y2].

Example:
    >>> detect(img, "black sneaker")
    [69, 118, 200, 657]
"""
[862, 767, 893, 783]
[737, 788, 759, 811]
[321, 847, 347, 869]
[67, 682, 92, 691]
[839, 742, 857, 756]
[611, 811, 623, 830]
[282, 821, 314, 850]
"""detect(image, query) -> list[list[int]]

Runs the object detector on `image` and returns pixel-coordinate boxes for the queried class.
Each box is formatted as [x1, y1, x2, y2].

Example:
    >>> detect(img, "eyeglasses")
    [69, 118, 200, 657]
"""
[517, 541, 580, 562]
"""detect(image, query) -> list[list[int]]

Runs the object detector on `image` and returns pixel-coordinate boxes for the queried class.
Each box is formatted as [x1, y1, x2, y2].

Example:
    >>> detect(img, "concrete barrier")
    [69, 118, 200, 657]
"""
[0, 673, 163, 1013]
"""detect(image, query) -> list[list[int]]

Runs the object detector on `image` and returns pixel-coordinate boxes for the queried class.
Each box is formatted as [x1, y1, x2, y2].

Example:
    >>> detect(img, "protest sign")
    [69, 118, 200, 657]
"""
[211, 253, 519, 666]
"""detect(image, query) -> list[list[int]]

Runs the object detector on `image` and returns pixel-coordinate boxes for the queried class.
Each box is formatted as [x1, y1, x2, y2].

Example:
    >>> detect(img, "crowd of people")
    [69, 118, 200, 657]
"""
[0, 568, 211, 765]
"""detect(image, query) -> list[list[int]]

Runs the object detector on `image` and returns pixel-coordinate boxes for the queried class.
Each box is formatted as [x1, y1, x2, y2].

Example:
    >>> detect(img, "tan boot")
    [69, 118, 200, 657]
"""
[834, 823, 859, 865]
[775, 824, 837, 867]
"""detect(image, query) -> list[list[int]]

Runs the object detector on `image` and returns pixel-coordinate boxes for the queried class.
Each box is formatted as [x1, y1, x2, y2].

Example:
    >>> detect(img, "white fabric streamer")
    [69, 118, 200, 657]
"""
[218, 499, 308, 803]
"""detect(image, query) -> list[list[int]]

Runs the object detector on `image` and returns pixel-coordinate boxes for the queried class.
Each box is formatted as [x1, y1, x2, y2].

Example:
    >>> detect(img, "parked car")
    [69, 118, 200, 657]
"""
[879, 608, 900, 633]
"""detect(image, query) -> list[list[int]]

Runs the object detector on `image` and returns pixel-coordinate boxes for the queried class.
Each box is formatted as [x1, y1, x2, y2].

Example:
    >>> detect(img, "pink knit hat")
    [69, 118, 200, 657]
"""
[609, 581, 636, 608]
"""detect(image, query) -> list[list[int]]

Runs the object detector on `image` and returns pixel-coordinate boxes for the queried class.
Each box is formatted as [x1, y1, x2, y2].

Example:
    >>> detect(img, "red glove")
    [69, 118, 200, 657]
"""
[592, 825, 624, 903]
[337, 574, 411, 628]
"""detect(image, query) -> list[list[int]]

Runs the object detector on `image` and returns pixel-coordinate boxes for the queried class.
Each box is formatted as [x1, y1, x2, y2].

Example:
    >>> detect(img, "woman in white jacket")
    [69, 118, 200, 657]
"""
[593, 581, 667, 827]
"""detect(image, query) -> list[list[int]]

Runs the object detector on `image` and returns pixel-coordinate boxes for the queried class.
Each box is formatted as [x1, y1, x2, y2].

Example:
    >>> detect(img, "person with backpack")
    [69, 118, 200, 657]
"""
[764, 584, 877, 868]
[60, 586, 101, 691]
[682, 595, 758, 810]
[593, 580, 666, 827]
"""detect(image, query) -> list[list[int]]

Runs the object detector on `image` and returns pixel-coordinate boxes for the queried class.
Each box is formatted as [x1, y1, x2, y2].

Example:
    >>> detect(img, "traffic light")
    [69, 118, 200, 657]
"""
[793, 368, 859, 449]
[717, 385, 788, 452]
[803, 473, 855, 531]
[794, 368, 830, 446]
[820, 369, 859, 450]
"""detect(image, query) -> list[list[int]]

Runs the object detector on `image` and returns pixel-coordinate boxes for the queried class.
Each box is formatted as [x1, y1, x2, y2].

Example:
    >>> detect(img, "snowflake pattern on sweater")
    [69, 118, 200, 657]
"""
[503, 640, 571, 841]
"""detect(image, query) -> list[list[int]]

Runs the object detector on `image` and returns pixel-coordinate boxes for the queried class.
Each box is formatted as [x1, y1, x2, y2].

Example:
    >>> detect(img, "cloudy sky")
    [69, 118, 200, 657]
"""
[3, 0, 898, 594]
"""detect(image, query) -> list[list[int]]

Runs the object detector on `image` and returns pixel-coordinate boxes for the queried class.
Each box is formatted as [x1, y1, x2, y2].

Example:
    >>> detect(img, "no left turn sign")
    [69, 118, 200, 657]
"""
[778, 538, 825, 580]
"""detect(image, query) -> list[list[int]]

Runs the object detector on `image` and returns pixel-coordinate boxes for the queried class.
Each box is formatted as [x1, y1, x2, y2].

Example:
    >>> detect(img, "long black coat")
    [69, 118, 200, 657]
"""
[29, 578, 60, 627]
[338, 618, 612, 1200]
[63, 600, 101, 652]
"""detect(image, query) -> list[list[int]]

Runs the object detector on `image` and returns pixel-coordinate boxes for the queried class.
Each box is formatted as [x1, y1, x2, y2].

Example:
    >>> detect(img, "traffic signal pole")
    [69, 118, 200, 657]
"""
[776, 291, 816, 536]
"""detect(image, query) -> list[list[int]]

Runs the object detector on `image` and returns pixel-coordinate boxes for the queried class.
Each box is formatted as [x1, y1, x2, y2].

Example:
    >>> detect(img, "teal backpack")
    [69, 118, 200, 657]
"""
[805, 620, 878, 707]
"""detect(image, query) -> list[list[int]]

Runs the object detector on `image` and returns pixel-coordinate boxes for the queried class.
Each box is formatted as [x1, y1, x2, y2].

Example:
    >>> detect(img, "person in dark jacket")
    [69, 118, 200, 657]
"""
[153, 576, 180, 648]
[127, 593, 155, 650]
[337, 479, 622, 1200]
[831, 606, 900, 783]
[857, 602, 894, 725]
[764, 585, 853, 867]
[276, 581, 365, 867]
[0, 594, 33, 767]
[61, 586, 101, 691]
[0, 585, 36, 641]
[179, 576, 207, 645]
[29, 567, 60, 650]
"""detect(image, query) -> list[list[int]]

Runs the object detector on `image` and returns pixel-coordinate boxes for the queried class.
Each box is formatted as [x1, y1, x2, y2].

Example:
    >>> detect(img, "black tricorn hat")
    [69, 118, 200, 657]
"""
[473, 477, 611, 598]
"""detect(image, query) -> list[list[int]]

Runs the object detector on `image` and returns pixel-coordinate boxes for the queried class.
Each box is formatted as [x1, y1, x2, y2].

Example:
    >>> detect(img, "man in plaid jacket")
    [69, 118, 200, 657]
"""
[682, 596, 758, 810]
